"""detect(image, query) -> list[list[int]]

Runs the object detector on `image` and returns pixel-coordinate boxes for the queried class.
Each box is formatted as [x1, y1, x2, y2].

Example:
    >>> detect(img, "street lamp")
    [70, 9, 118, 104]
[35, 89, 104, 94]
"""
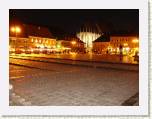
[71, 41, 76, 45]
[10, 26, 21, 53]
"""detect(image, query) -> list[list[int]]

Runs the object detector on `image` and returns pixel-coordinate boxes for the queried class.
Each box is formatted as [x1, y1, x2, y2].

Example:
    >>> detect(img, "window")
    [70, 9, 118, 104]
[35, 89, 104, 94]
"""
[35, 39, 38, 43]
[31, 38, 34, 42]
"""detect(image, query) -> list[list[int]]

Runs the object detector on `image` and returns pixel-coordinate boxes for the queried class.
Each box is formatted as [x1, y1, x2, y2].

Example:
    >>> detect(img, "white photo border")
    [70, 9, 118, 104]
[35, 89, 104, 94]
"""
[0, 0, 148, 116]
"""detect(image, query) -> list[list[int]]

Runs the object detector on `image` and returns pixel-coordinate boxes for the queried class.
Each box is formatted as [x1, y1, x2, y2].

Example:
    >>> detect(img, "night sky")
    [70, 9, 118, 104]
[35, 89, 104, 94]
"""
[9, 9, 139, 35]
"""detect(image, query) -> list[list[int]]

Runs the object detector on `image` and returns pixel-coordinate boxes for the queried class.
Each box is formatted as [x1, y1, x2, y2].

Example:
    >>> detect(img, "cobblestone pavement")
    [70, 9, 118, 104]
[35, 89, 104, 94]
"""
[9, 58, 139, 106]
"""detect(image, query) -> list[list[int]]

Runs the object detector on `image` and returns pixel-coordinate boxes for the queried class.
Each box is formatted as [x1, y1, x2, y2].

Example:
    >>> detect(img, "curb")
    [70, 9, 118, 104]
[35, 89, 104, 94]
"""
[10, 56, 139, 71]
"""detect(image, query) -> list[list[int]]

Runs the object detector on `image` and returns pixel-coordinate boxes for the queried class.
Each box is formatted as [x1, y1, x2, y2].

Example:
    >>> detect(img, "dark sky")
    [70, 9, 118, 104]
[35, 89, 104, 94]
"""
[9, 9, 139, 35]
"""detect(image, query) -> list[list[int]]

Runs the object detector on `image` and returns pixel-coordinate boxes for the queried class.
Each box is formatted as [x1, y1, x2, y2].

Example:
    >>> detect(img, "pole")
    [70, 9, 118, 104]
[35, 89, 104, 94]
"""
[15, 31, 17, 53]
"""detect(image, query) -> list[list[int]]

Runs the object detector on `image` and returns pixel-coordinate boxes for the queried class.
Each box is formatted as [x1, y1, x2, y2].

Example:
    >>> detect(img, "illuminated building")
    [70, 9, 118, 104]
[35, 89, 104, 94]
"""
[9, 24, 56, 54]
[56, 35, 85, 53]
[77, 22, 101, 52]
[93, 35, 110, 54]
[109, 35, 139, 55]
[92, 33, 139, 55]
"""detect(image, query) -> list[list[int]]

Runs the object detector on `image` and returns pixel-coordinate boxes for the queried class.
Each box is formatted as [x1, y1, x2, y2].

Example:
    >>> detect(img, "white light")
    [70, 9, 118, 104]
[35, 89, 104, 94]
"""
[77, 32, 100, 52]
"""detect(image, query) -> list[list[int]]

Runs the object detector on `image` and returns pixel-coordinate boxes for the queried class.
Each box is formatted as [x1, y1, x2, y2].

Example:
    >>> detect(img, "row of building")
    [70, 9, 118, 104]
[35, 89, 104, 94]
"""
[93, 34, 139, 55]
[9, 23, 139, 55]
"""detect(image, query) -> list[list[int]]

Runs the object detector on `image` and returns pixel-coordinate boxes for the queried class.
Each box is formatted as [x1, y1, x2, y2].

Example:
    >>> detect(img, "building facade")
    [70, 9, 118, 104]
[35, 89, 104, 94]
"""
[109, 36, 139, 55]
[93, 35, 110, 54]
[92, 34, 139, 55]
[9, 24, 56, 54]
[93, 42, 110, 54]
[56, 35, 85, 53]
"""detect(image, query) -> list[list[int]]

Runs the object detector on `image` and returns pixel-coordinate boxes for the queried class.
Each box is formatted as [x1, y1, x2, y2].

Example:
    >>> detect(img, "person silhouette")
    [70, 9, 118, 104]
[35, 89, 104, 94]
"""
[119, 45, 123, 62]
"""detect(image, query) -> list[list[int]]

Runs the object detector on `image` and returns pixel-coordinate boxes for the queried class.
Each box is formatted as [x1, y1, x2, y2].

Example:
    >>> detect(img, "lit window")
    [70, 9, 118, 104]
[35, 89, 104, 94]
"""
[31, 38, 34, 42]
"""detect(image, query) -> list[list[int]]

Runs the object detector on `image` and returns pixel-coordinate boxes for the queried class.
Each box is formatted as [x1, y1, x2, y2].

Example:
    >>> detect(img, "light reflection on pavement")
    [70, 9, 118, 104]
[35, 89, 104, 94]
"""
[10, 53, 138, 64]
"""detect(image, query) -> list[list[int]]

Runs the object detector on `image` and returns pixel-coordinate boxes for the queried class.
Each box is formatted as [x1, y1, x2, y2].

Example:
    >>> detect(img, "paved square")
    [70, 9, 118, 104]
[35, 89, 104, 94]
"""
[9, 58, 138, 106]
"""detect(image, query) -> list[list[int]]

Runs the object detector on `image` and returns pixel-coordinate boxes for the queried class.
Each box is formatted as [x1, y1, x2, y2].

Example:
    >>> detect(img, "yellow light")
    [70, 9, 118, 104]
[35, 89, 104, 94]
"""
[10, 48, 15, 52]
[11, 27, 15, 32]
[71, 41, 76, 45]
[10, 26, 21, 33]
[13, 49, 15, 52]
[123, 43, 128, 46]
[31, 38, 34, 42]
[47, 46, 51, 48]
[39, 45, 44, 48]
[132, 38, 139, 43]
[35, 39, 38, 43]
[126, 47, 130, 51]
[30, 49, 34, 52]
[39, 49, 43, 52]
[57, 44, 61, 48]
[107, 46, 112, 50]
[134, 47, 139, 51]
[15, 27, 21, 33]
[70, 52, 76, 55]
[21, 49, 25, 52]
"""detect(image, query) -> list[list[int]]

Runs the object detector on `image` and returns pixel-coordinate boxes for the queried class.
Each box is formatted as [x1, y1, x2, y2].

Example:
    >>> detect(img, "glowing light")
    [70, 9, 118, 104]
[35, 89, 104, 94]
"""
[64, 47, 71, 50]
[10, 48, 15, 52]
[21, 49, 25, 52]
[39, 45, 44, 48]
[132, 38, 139, 43]
[77, 32, 100, 52]
[47, 46, 51, 48]
[39, 40, 41, 43]
[35, 39, 38, 43]
[70, 52, 76, 55]
[30, 49, 34, 52]
[39, 49, 43, 52]
[11, 26, 21, 33]
[31, 38, 34, 42]
[71, 41, 76, 45]
[107, 46, 112, 50]
[134, 47, 139, 51]
[126, 47, 130, 51]
[57, 44, 61, 49]
[123, 43, 128, 46]
[11, 27, 15, 32]
[16, 27, 21, 33]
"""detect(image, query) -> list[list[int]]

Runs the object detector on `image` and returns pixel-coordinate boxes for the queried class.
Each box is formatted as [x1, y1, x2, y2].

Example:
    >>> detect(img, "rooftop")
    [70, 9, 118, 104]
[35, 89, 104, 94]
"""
[94, 33, 110, 42]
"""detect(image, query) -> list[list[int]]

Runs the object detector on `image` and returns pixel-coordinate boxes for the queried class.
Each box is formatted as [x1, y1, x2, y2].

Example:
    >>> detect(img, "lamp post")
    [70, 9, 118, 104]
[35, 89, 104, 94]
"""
[10, 26, 21, 53]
